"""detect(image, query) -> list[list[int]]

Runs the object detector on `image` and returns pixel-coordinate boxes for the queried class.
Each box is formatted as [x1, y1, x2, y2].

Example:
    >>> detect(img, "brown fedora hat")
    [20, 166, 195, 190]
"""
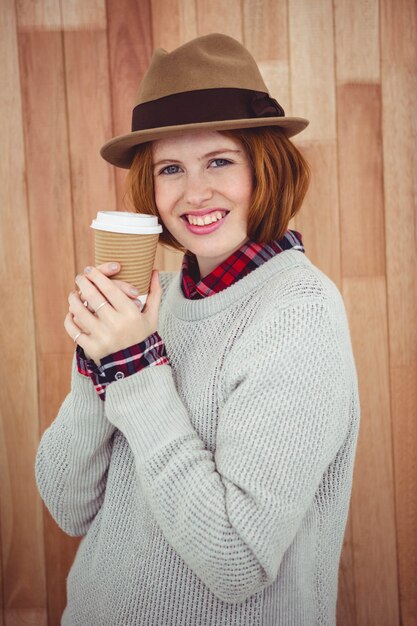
[100, 33, 310, 169]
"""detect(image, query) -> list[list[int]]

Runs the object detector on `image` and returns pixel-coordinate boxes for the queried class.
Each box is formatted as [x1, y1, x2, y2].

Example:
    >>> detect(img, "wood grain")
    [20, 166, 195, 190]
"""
[15, 1, 77, 623]
[336, 83, 385, 277]
[106, 0, 153, 209]
[4, 610, 47, 626]
[15, 0, 61, 29]
[196, 0, 242, 38]
[0, 1, 47, 624]
[151, 0, 182, 48]
[61, 0, 116, 271]
[17, 26, 75, 353]
[0, 493, 4, 626]
[380, 0, 417, 66]
[60, 0, 106, 29]
[293, 142, 341, 284]
[244, 0, 290, 128]
[243, 0, 288, 61]
[345, 277, 399, 626]
[334, 0, 380, 82]
[288, 0, 336, 139]
[332, 4, 398, 622]
[391, 365, 417, 624]
[381, 64, 417, 363]
[381, 0, 417, 622]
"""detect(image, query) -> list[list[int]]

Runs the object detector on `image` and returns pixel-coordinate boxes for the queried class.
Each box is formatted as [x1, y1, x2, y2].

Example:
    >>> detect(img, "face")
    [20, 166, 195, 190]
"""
[151, 130, 254, 279]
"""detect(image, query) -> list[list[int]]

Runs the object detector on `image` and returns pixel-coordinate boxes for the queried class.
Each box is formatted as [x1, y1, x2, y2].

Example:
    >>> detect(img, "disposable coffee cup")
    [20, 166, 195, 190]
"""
[90, 211, 163, 307]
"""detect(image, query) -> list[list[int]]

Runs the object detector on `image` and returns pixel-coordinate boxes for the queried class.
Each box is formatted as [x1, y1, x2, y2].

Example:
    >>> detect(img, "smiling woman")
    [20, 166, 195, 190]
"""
[123, 125, 311, 261]
[35, 32, 360, 626]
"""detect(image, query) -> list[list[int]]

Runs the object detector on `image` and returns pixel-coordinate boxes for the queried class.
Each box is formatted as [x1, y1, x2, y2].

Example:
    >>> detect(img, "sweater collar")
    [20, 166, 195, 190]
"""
[180, 229, 305, 299]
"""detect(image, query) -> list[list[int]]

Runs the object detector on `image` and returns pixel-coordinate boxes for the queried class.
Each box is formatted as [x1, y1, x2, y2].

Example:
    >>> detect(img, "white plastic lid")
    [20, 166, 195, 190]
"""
[90, 211, 163, 234]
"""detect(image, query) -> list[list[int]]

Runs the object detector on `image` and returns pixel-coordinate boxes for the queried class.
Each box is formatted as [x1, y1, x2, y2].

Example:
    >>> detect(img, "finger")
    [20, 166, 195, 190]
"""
[64, 311, 89, 342]
[77, 284, 140, 321]
[75, 289, 95, 313]
[97, 261, 121, 275]
[71, 308, 91, 334]
[95, 264, 143, 301]
[80, 266, 131, 313]
[64, 312, 95, 359]
[68, 290, 104, 332]
[78, 263, 142, 301]
[74, 273, 115, 318]
[107, 278, 141, 299]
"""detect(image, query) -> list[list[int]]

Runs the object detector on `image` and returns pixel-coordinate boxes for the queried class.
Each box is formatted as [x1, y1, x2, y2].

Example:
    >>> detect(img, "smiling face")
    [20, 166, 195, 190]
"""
[151, 130, 254, 279]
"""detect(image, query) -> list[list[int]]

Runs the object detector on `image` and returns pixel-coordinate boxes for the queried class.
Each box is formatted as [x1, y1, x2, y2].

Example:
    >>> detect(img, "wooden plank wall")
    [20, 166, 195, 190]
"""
[0, 0, 415, 624]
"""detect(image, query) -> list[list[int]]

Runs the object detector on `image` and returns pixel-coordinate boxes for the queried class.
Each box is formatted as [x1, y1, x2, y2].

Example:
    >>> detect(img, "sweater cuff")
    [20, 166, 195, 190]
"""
[104, 364, 197, 464]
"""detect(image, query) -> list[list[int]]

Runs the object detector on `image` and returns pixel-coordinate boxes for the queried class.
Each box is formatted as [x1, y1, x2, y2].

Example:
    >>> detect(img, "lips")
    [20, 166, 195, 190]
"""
[182, 210, 229, 235]
[181, 208, 230, 218]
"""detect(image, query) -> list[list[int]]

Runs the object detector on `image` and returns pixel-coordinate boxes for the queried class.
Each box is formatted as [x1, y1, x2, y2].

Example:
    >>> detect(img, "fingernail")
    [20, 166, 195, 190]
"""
[110, 263, 119, 270]
[130, 287, 139, 295]
[84, 266, 92, 274]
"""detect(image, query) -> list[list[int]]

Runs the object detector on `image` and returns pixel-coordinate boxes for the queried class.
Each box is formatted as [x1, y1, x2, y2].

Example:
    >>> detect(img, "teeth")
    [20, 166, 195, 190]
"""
[186, 211, 227, 225]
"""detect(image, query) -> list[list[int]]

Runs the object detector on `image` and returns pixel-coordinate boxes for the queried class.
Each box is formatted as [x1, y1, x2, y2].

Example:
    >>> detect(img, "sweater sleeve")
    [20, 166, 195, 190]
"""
[34, 351, 117, 537]
[103, 300, 351, 603]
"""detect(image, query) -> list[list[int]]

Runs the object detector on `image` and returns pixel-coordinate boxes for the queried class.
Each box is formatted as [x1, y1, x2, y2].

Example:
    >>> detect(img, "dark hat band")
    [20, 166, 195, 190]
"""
[131, 88, 285, 132]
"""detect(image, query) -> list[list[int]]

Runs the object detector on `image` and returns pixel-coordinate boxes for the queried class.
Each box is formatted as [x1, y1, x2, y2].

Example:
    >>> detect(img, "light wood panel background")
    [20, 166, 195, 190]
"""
[0, 0, 415, 624]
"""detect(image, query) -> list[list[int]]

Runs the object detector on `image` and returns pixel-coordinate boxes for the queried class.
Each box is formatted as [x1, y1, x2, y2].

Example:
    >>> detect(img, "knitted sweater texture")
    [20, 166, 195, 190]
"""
[35, 248, 361, 625]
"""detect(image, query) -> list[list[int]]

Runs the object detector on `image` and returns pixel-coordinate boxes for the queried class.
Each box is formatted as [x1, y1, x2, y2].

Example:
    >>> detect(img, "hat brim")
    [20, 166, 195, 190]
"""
[100, 116, 310, 169]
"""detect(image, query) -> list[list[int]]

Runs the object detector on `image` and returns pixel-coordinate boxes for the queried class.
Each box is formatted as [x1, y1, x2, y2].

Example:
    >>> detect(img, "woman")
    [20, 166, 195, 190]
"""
[35, 33, 361, 626]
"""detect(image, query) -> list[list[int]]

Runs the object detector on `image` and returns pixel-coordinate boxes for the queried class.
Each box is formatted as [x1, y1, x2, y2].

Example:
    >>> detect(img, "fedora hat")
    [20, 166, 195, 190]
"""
[100, 33, 310, 169]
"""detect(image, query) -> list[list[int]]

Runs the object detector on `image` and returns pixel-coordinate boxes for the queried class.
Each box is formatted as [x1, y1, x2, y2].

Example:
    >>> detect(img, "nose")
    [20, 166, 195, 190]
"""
[183, 170, 214, 206]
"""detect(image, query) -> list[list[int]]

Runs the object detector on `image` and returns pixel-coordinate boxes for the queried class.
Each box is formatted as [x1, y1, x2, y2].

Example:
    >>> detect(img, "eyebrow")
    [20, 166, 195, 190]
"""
[152, 149, 242, 168]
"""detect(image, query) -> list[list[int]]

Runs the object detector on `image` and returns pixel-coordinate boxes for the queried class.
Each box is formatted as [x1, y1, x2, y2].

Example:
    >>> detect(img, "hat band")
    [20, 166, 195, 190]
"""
[131, 88, 285, 132]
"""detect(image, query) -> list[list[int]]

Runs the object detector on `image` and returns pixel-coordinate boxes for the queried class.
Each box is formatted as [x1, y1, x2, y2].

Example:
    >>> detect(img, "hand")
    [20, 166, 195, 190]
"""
[69, 261, 144, 361]
[64, 263, 162, 367]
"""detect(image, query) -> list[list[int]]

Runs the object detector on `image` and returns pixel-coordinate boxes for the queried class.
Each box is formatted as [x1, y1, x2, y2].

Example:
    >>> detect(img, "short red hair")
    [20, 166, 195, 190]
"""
[123, 126, 310, 255]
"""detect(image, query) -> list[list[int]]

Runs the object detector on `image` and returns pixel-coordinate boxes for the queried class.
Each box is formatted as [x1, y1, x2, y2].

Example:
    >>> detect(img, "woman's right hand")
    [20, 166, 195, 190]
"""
[69, 261, 144, 360]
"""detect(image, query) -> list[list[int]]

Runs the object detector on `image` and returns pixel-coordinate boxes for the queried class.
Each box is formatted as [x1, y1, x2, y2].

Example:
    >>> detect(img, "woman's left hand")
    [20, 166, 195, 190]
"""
[64, 265, 162, 367]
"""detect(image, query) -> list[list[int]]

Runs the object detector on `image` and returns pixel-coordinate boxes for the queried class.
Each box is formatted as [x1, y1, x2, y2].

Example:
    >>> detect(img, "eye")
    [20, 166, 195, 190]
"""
[158, 164, 181, 175]
[210, 158, 231, 168]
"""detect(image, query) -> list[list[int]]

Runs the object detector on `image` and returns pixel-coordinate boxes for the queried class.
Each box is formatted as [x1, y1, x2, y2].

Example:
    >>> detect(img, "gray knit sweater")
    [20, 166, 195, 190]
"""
[35, 249, 360, 625]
